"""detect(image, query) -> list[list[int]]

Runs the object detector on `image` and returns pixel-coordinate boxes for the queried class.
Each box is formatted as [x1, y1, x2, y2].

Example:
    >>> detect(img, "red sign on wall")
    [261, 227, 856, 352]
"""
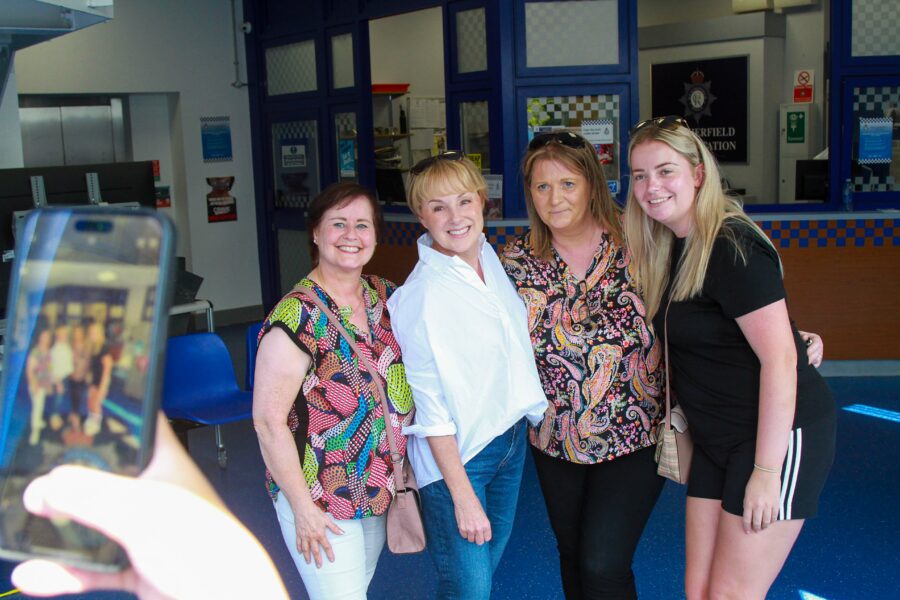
[793, 70, 814, 104]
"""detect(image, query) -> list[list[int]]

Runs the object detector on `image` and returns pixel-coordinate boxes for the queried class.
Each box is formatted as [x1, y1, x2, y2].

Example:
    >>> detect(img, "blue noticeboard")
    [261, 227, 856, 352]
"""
[201, 116, 233, 162]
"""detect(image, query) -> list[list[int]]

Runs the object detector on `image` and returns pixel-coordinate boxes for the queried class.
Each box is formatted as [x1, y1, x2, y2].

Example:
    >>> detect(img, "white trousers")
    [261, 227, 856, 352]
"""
[274, 493, 386, 600]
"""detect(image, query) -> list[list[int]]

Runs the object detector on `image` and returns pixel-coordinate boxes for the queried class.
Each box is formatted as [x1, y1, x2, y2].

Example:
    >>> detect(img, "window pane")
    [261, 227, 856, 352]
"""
[266, 40, 317, 96]
[456, 8, 487, 74]
[335, 112, 358, 181]
[272, 120, 319, 208]
[460, 100, 489, 171]
[851, 0, 900, 58]
[331, 33, 354, 89]
[525, 0, 618, 68]
[527, 94, 622, 196]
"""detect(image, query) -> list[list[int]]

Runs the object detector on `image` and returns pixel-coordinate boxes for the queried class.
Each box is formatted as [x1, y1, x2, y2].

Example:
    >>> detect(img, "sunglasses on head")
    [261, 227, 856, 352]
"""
[629, 115, 690, 136]
[527, 131, 589, 152]
[410, 150, 465, 175]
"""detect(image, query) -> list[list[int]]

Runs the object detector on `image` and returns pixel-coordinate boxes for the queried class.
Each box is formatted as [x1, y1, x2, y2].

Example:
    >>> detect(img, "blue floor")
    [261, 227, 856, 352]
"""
[3, 366, 898, 599]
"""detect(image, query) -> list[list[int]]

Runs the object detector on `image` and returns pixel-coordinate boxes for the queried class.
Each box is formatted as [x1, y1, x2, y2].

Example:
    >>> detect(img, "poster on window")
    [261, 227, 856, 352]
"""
[651, 56, 748, 163]
[339, 139, 357, 177]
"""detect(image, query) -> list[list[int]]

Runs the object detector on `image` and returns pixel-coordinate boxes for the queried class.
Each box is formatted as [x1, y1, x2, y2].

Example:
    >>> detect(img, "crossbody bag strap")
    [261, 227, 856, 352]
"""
[663, 294, 674, 432]
[295, 285, 406, 492]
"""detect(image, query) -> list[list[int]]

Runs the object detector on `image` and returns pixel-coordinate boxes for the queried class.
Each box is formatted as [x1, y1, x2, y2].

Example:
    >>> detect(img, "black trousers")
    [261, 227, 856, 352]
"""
[531, 445, 665, 600]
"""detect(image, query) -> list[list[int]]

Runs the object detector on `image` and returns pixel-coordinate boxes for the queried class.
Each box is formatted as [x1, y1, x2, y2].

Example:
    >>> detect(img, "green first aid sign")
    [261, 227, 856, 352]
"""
[787, 111, 806, 144]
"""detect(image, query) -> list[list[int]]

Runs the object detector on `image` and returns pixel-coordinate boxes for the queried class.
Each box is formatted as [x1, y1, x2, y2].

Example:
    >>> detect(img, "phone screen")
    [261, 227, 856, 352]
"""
[0, 208, 173, 568]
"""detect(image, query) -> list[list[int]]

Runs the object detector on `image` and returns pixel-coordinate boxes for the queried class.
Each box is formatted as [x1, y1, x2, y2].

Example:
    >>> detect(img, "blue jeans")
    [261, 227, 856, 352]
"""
[419, 419, 526, 600]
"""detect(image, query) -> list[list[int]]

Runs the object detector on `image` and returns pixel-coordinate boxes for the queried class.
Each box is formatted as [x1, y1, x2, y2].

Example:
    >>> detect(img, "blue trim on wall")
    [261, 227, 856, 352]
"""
[498, 0, 520, 218]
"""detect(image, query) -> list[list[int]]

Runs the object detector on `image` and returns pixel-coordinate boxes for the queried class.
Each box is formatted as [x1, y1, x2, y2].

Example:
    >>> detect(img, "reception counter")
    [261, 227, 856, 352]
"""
[368, 211, 899, 360]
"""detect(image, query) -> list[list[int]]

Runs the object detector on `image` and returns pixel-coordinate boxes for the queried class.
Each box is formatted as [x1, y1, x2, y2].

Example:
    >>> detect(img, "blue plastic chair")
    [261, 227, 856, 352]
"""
[245, 320, 264, 391]
[162, 332, 253, 467]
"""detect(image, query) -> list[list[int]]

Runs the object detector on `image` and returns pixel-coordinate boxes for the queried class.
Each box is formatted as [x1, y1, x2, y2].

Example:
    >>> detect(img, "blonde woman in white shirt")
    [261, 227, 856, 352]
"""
[387, 152, 547, 600]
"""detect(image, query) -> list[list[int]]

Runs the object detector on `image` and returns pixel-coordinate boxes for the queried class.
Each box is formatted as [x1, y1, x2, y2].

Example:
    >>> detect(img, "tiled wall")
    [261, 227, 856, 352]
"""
[760, 218, 897, 248]
[372, 217, 899, 360]
[382, 218, 899, 250]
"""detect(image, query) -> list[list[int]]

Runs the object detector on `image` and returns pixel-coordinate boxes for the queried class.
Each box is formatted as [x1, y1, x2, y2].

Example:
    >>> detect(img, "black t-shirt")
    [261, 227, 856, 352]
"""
[653, 222, 834, 446]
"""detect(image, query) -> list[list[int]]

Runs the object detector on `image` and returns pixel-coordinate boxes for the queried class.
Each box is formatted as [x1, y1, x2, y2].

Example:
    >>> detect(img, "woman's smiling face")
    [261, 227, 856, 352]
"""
[417, 189, 484, 265]
[629, 140, 704, 237]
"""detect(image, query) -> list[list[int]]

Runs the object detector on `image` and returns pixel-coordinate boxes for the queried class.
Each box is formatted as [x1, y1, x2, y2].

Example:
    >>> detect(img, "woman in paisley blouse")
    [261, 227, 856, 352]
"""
[501, 131, 664, 600]
[502, 132, 825, 599]
[253, 182, 413, 600]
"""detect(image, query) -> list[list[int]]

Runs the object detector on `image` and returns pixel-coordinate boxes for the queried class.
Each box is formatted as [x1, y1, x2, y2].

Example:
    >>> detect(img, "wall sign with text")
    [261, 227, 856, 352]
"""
[651, 56, 748, 163]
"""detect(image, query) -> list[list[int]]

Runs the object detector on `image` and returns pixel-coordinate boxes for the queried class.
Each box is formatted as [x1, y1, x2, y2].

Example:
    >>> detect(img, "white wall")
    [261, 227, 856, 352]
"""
[128, 93, 191, 260]
[13, 0, 259, 312]
[781, 6, 826, 140]
[370, 7, 445, 97]
[0, 63, 24, 169]
[638, 0, 734, 26]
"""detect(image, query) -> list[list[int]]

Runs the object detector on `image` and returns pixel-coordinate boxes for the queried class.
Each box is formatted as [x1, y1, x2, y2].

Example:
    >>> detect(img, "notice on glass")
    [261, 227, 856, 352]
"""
[281, 140, 308, 168]
[581, 120, 614, 144]
[484, 174, 502, 219]
[339, 139, 356, 177]
[858, 117, 893, 164]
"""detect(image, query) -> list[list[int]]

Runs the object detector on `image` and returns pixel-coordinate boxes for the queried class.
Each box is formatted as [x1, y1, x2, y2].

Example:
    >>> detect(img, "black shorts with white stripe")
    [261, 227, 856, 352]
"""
[686, 410, 836, 520]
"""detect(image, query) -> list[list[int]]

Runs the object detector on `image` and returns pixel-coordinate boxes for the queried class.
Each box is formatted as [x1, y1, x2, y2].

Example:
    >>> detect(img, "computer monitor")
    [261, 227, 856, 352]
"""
[795, 160, 829, 202]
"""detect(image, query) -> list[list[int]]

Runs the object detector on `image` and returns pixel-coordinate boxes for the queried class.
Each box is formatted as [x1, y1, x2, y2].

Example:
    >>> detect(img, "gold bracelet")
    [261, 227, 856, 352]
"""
[753, 463, 779, 474]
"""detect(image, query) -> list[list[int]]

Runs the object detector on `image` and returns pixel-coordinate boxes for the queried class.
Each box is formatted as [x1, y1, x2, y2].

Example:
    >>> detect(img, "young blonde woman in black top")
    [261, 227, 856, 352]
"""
[624, 117, 835, 600]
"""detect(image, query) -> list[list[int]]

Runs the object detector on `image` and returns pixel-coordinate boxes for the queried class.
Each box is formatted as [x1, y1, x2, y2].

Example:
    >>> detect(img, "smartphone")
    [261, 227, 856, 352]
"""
[0, 207, 174, 568]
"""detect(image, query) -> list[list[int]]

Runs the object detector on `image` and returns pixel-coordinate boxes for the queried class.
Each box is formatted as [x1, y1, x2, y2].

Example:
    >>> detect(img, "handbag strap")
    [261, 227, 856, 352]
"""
[663, 294, 674, 432]
[296, 284, 407, 492]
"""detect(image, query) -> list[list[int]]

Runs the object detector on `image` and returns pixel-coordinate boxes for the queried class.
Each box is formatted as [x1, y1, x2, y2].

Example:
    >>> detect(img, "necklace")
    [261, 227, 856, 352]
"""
[309, 269, 370, 335]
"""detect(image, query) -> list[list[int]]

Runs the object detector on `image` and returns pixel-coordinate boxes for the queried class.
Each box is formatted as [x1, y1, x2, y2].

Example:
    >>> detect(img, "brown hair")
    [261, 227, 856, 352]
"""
[307, 183, 383, 267]
[521, 136, 623, 260]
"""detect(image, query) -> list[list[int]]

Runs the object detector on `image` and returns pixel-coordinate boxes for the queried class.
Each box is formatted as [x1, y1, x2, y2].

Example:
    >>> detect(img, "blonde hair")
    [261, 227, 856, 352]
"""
[521, 137, 623, 260]
[406, 156, 487, 217]
[623, 123, 777, 320]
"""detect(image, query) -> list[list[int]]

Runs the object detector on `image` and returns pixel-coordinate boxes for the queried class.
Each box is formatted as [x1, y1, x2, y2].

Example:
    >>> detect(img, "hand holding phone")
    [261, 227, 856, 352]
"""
[0, 208, 173, 568]
[11, 414, 288, 599]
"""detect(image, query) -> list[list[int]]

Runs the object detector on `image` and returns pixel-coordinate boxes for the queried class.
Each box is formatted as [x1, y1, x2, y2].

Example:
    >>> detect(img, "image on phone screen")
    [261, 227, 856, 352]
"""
[0, 208, 172, 567]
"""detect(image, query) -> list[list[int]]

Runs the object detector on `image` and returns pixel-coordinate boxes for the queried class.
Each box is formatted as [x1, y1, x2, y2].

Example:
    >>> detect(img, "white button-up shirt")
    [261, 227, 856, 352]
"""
[387, 233, 548, 488]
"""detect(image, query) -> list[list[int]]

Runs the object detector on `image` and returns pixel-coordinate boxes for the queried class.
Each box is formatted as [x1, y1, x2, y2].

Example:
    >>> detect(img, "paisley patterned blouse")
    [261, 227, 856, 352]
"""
[260, 275, 414, 519]
[501, 232, 662, 464]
